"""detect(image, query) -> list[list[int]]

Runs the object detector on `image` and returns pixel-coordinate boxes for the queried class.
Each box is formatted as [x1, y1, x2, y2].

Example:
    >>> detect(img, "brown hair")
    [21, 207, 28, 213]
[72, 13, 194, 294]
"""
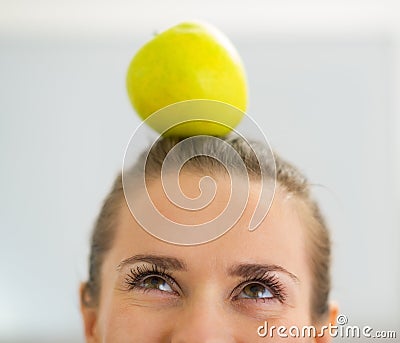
[82, 135, 331, 322]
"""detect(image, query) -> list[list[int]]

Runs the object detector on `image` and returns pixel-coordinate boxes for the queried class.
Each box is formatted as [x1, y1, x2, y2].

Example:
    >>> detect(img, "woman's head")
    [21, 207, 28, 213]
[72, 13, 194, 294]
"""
[80, 136, 337, 342]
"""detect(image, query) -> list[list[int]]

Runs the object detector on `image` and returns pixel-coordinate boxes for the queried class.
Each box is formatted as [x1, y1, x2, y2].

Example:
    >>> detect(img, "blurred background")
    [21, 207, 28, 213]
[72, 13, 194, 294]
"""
[1, 0, 399, 342]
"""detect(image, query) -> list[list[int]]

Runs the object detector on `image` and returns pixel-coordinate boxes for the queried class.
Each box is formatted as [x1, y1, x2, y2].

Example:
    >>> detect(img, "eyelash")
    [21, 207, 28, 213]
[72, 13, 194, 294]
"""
[125, 264, 178, 294]
[232, 273, 287, 303]
[124, 264, 287, 303]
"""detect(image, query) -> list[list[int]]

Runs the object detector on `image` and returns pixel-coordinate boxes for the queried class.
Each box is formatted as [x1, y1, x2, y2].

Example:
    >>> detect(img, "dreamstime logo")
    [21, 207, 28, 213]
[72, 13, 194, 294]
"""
[122, 100, 276, 245]
[257, 314, 397, 339]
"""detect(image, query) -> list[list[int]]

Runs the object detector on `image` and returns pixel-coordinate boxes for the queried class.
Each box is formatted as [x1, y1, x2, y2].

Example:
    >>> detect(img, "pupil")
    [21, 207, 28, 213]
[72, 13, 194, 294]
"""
[251, 285, 262, 295]
[245, 284, 266, 298]
[147, 277, 162, 288]
[244, 284, 269, 298]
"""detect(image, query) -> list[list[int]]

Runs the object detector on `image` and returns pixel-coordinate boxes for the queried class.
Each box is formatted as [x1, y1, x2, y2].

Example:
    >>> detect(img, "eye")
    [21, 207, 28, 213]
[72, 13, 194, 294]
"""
[125, 265, 178, 295]
[140, 276, 174, 292]
[238, 283, 273, 300]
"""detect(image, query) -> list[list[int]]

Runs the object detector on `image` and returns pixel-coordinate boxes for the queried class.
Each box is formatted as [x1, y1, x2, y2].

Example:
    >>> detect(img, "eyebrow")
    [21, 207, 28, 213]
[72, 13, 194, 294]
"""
[116, 254, 188, 271]
[116, 254, 299, 283]
[228, 263, 300, 283]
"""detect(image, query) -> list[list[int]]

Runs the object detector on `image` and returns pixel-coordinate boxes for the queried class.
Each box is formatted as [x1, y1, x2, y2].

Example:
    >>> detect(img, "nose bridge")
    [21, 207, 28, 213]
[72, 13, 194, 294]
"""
[170, 286, 236, 343]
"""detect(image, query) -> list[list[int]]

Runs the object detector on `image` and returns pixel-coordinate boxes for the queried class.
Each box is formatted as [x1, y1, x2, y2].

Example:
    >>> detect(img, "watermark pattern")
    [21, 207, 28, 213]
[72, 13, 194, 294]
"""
[122, 100, 276, 245]
[257, 314, 397, 339]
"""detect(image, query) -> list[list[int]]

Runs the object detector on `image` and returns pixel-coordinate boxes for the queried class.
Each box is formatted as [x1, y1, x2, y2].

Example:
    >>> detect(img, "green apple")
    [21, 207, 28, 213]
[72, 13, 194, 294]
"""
[126, 21, 248, 136]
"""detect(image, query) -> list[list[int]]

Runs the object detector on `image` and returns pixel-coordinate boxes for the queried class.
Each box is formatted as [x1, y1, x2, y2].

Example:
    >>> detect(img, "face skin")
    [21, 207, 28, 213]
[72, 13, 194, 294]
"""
[81, 172, 337, 342]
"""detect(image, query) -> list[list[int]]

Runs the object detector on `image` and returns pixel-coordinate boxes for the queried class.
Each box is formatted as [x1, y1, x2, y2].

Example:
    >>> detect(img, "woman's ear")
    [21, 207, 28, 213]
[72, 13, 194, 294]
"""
[314, 301, 339, 343]
[79, 282, 99, 343]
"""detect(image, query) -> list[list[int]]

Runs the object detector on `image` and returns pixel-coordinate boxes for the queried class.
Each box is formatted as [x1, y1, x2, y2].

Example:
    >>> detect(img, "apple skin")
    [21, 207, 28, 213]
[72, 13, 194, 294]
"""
[126, 21, 248, 136]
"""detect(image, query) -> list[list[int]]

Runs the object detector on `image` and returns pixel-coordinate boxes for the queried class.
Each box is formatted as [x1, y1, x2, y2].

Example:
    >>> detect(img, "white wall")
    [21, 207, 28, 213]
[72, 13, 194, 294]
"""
[1, 1, 399, 342]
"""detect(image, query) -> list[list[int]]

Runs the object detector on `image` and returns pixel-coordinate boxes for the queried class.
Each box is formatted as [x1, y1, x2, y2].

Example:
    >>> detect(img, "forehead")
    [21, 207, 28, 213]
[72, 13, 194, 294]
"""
[111, 173, 309, 276]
